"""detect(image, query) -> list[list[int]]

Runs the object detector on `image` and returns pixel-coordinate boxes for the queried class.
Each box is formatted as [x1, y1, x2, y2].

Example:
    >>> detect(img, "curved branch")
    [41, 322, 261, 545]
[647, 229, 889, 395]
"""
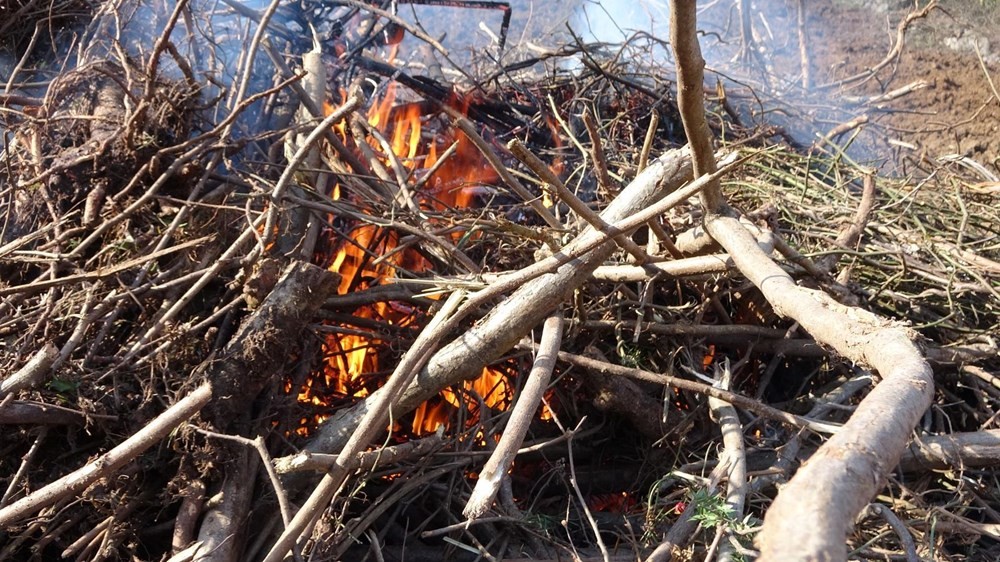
[666, 1, 934, 560]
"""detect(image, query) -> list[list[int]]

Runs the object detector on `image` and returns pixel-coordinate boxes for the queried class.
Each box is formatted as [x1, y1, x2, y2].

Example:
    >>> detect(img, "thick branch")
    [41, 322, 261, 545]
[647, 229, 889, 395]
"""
[707, 215, 933, 561]
[667, 2, 934, 559]
[208, 261, 339, 429]
[670, 0, 722, 213]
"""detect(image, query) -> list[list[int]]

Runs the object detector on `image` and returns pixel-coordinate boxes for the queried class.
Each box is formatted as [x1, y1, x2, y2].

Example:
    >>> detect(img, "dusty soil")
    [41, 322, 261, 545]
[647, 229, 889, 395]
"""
[801, 0, 1000, 173]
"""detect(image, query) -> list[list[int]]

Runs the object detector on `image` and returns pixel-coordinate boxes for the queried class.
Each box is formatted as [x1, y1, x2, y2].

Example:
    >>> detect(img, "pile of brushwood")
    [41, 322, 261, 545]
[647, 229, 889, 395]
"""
[1, 0, 998, 561]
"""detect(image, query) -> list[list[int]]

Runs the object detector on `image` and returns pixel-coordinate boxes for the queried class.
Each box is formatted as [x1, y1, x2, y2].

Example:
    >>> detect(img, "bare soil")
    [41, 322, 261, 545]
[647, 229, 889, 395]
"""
[787, 0, 1000, 171]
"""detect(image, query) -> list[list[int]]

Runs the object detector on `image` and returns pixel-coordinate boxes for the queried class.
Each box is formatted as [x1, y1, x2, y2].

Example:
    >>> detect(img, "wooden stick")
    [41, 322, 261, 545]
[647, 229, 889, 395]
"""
[670, 0, 724, 214]
[583, 109, 615, 197]
[796, 0, 811, 89]
[707, 362, 748, 562]
[508, 138, 652, 263]
[0, 342, 57, 395]
[464, 313, 563, 519]
[0, 383, 212, 527]
[638, 111, 660, 173]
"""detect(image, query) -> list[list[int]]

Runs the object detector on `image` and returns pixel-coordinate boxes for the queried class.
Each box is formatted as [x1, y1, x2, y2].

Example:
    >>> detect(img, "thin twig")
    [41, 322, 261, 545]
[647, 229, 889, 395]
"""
[445, 110, 563, 230]
[508, 138, 652, 263]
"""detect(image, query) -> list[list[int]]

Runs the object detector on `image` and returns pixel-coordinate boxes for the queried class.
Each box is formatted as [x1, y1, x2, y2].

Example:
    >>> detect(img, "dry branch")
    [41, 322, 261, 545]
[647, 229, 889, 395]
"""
[194, 447, 258, 562]
[710, 214, 934, 561]
[707, 363, 747, 562]
[264, 148, 696, 561]
[274, 433, 444, 474]
[508, 138, 652, 263]
[667, 2, 935, 559]
[207, 261, 339, 429]
[546, 348, 836, 433]
[0, 401, 98, 425]
[670, 0, 722, 214]
[898, 429, 1000, 472]
[817, 1, 939, 89]
[0, 342, 57, 396]
[464, 313, 563, 519]
[0, 384, 212, 528]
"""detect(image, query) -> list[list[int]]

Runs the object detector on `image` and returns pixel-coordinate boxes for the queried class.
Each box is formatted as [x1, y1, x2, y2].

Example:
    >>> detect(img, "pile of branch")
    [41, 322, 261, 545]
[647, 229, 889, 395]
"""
[1, 1, 998, 561]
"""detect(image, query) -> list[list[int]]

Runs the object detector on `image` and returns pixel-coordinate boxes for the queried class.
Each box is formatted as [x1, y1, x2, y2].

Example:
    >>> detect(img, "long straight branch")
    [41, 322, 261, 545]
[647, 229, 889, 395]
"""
[464, 313, 564, 519]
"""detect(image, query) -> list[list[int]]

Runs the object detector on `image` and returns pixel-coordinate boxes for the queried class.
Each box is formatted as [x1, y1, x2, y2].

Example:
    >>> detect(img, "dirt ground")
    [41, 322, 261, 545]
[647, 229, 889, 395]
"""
[801, 0, 1000, 173]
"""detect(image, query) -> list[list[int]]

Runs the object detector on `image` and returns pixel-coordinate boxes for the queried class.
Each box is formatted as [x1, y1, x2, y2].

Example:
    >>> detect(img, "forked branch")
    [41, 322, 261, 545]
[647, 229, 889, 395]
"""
[666, 1, 934, 560]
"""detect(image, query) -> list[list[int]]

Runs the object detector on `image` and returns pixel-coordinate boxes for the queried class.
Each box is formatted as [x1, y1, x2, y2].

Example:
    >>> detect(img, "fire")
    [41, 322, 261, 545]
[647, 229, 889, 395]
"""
[301, 77, 516, 435]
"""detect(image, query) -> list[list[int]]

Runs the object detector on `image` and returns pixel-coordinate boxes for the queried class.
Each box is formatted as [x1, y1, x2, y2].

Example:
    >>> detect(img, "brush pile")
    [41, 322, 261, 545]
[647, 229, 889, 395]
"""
[1, 1, 998, 561]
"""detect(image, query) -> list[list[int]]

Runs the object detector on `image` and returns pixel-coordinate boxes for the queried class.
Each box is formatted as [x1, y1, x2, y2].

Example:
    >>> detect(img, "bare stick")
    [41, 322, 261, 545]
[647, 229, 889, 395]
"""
[274, 433, 443, 474]
[816, 173, 877, 276]
[545, 348, 837, 433]
[0, 428, 47, 508]
[508, 138, 652, 263]
[568, 417, 610, 562]
[845, 80, 930, 107]
[464, 313, 563, 519]
[262, 95, 362, 250]
[0, 401, 113, 425]
[865, 503, 919, 562]
[0, 383, 212, 527]
[820, 114, 870, 144]
[280, 34, 327, 259]
[638, 111, 660, 173]
[0, 342, 57, 396]
[898, 429, 1000, 472]
[194, 429, 293, 527]
[0, 235, 211, 298]
[172, 479, 206, 553]
[670, 0, 723, 213]
[796, 0, 811, 89]
[706, 362, 747, 562]
[583, 109, 615, 197]
[710, 215, 933, 560]
[195, 445, 258, 562]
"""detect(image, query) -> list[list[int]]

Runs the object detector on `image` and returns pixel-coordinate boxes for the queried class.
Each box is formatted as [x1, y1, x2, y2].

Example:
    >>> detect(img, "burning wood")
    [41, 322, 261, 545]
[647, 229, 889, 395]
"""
[0, 1, 998, 561]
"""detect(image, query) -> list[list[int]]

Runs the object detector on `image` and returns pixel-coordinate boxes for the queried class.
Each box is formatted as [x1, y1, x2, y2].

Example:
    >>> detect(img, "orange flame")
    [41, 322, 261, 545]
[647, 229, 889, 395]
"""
[301, 81, 513, 435]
